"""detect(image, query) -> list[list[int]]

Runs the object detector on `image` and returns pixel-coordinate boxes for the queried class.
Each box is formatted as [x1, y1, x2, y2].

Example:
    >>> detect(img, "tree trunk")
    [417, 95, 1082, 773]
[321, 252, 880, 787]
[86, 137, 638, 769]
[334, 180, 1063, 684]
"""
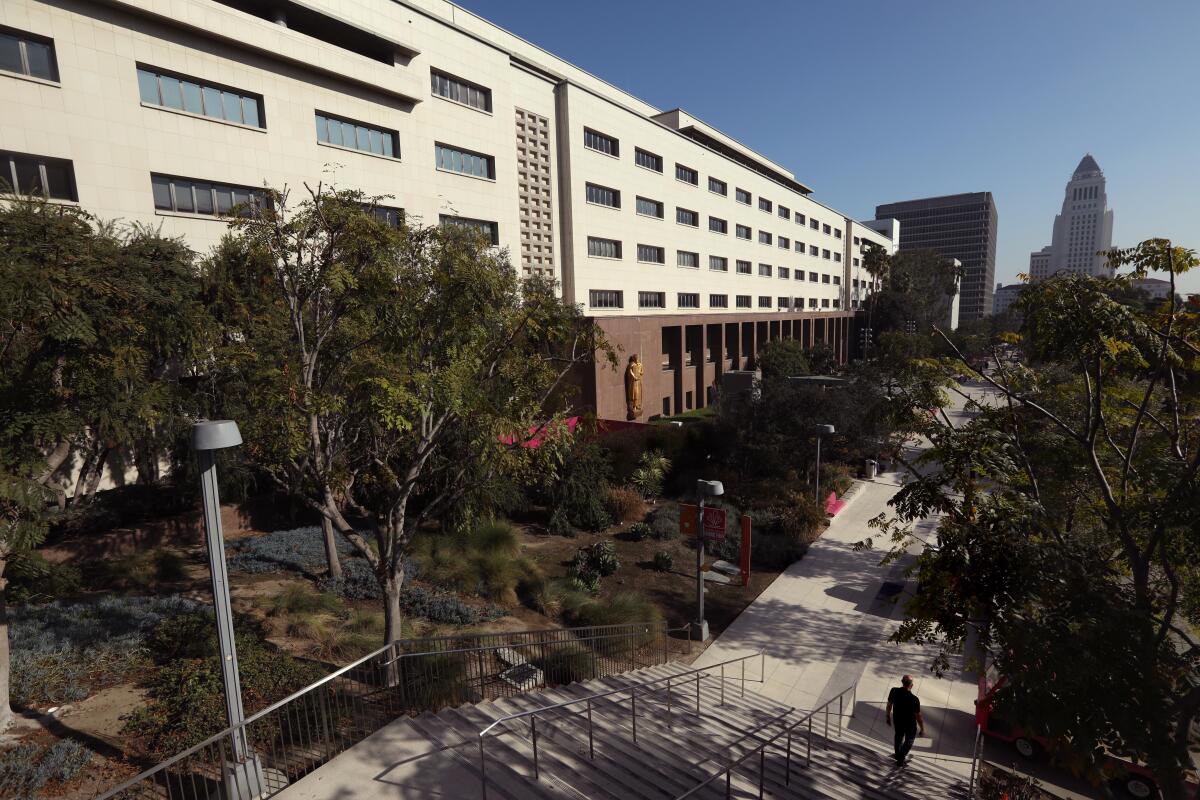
[81, 446, 110, 502]
[0, 560, 12, 734]
[321, 516, 342, 580]
[383, 577, 404, 645]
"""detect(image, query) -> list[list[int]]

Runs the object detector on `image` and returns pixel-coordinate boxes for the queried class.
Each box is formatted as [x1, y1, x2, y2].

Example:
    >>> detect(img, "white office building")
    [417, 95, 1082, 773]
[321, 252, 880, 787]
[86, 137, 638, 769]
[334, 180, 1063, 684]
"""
[1029, 154, 1114, 280]
[1, 0, 893, 420]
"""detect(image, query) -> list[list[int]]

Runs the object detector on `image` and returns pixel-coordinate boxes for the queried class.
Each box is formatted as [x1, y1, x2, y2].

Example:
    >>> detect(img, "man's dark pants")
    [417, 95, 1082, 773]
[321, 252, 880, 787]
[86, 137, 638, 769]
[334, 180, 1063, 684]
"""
[893, 722, 917, 762]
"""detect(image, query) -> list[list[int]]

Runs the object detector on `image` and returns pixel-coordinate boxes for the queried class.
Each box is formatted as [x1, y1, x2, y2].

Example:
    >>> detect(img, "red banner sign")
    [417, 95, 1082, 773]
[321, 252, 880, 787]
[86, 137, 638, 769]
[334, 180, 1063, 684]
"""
[701, 506, 727, 541]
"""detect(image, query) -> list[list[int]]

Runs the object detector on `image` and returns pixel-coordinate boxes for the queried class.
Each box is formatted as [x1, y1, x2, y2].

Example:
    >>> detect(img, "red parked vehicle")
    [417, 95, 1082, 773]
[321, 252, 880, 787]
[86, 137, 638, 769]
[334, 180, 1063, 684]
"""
[976, 669, 1198, 799]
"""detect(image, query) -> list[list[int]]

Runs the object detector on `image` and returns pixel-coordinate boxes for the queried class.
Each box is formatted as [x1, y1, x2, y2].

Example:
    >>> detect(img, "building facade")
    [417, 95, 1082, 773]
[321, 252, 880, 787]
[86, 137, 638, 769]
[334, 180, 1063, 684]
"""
[992, 282, 1026, 316]
[1029, 154, 1114, 280]
[874, 192, 998, 321]
[1, 0, 892, 421]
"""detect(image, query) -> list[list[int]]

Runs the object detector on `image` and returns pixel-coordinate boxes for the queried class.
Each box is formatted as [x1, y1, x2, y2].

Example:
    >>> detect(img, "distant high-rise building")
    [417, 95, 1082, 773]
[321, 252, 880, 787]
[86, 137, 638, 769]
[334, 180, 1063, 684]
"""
[1030, 154, 1114, 280]
[993, 282, 1026, 315]
[875, 192, 998, 320]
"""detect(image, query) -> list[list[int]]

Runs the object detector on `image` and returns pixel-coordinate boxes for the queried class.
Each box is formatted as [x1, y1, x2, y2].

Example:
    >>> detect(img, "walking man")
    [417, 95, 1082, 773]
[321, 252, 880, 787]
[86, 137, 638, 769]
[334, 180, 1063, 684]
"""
[885, 675, 926, 764]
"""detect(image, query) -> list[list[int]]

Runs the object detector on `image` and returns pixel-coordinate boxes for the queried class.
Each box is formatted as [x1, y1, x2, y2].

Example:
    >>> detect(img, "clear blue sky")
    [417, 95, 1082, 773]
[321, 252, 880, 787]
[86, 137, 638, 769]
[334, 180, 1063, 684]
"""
[458, 0, 1200, 294]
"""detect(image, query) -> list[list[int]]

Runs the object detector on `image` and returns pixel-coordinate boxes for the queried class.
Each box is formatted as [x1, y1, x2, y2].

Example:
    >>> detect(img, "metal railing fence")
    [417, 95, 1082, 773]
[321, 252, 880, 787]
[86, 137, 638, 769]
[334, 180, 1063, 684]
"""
[477, 650, 767, 799]
[100, 621, 687, 800]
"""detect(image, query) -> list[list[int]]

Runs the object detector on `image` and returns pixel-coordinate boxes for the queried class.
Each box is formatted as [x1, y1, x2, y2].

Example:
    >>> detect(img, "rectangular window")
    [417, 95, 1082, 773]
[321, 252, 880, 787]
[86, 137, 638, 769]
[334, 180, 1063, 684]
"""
[834, 229, 842, 239]
[735, 224, 752, 240]
[852, 257, 860, 267]
[584, 127, 619, 156]
[440, 214, 499, 244]
[779, 267, 790, 279]
[585, 182, 620, 208]
[832, 298, 840, 309]
[676, 207, 699, 227]
[758, 263, 772, 277]
[1, 150, 76, 200]
[795, 241, 805, 253]
[735, 188, 752, 205]
[430, 69, 492, 111]
[758, 197, 772, 213]
[795, 270, 806, 281]
[809, 245, 818, 256]
[589, 290, 623, 309]
[822, 298, 830, 308]
[675, 164, 698, 185]
[758, 296, 771, 308]
[833, 275, 841, 285]
[822, 273, 831, 284]
[808, 298, 818, 308]
[709, 255, 728, 272]
[794, 297, 804, 309]
[834, 253, 842, 263]
[639, 291, 665, 309]
[853, 236, 860, 245]
[708, 176, 727, 195]
[779, 236, 789, 250]
[315, 111, 399, 158]
[708, 216, 727, 234]
[636, 196, 664, 218]
[822, 249, 831, 260]
[758, 231, 772, 245]
[736, 260, 752, 275]
[810, 218, 819, 230]
[795, 212, 806, 225]
[736, 295, 752, 308]
[434, 142, 494, 177]
[1, 28, 59, 81]
[677, 292, 700, 309]
[823, 223, 831, 235]
[677, 250, 699, 269]
[637, 244, 665, 264]
[778, 297, 789, 309]
[151, 173, 267, 217]
[634, 147, 662, 172]
[778, 205, 790, 219]
[808, 271, 818, 281]
[709, 294, 728, 308]
[587, 237, 622, 258]
[138, 66, 263, 127]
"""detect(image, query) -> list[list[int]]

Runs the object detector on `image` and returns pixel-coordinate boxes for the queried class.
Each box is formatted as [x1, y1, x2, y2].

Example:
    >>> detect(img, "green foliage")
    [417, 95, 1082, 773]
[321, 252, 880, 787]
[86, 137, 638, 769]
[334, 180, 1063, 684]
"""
[263, 584, 343, 617]
[630, 450, 670, 500]
[531, 644, 594, 685]
[571, 540, 619, 579]
[756, 339, 810, 380]
[0, 739, 94, 794]
[651, 551, 674, 572]
[560, 592, 663, 653]
[803, 342, 839, 375]
[627, 522, 652, 541]
[545, 442, 613, 532]
[82, 550, 189, 591]
[124, 611, 324, 756]
[411, 520, 536, 607]
[648, 505, 680, 540]
[396, 652, 472, 710]
[3, 553, 80, 605]
[873, 240, 1200, 798]
[547, 507, 576, 538]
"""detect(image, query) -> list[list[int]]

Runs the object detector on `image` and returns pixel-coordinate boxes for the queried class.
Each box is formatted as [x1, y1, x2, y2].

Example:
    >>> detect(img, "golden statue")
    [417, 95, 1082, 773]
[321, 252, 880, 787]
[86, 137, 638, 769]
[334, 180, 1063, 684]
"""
[625, 354, 644, 420]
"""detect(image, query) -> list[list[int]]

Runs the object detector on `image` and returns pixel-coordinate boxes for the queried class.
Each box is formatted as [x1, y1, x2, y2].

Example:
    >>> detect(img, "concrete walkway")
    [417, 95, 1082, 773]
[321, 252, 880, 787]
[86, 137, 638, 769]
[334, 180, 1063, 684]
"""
[694, 401, 983, 779]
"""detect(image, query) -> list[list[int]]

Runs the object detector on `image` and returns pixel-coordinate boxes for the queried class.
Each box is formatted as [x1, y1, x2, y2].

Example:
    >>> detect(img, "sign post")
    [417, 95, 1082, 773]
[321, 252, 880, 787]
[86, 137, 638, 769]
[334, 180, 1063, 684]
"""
[688, 480, 724, 642]
[739, 514, 752, 587]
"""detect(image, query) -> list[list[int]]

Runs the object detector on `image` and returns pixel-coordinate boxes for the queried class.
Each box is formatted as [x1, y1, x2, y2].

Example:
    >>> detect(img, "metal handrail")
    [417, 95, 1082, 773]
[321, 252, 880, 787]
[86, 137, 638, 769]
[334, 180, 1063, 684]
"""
[99, 620, 680, 800]
[967, 723, 984, 799]
[477, 650, 767, 798]
[672, 681, 858, 799]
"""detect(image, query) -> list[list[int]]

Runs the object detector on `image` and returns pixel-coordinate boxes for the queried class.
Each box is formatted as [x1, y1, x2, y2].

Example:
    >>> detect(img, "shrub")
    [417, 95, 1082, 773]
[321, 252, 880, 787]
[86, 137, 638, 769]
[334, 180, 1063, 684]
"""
[3, 554, 81, 605]
[264, 584, 343, 617]
[567, 569, 601, 595]
[318, 560, 384, 599]
[228, 525, 368, 578]
[648, 505, 680, 541]
[630, 450, 671, 500]
[9, 595, 199, 706]
[651, 551, 674, 572]
[776, 492, 827, 545]
[547, 507, 576, 537]
[561, 592, 664, 655]
[819, 462, 855, 496]
[549, 442, 613, 532]
[400, 586, 503, 625]
[397, 652, 472, 710]
[570, 541, 619, 583]
[627, 522, 652, 541]
[124, 612, 325, 756]
[606, 485, 647, 524]
[533, 645, 595, 685]
[0, 740, 94, 794]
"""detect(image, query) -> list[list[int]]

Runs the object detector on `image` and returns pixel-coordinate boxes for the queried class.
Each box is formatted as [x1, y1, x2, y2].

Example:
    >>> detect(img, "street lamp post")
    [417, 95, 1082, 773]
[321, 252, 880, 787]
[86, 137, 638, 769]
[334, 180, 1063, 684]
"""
[192, 420, 266, 799]
[813, 424, 836, 504]
[692, 479, 724, 643]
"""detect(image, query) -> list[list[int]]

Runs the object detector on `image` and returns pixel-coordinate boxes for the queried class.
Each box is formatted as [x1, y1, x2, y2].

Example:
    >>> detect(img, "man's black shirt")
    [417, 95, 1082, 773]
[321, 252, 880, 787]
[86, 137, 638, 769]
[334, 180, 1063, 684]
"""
[888, 687, 920, 728]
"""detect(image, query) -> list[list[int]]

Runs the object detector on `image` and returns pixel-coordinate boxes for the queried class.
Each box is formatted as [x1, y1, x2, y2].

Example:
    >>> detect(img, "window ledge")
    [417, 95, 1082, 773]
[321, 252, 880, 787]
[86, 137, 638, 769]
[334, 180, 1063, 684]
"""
[432, 93, 493, 116]
[588, 254, 622, 261]
[1, 69, 60, 88]
[675, 179, 698, 188]
[140, 102, 266, 132]
[155, 209, 232, 221]
[584, 146, 620, 160]
[320, 141, 402, 163]
[634, 164, 663, 176]
[585, 200, 620, 210]
[635, 212, 663, 221]
[636, 260, 665, 266]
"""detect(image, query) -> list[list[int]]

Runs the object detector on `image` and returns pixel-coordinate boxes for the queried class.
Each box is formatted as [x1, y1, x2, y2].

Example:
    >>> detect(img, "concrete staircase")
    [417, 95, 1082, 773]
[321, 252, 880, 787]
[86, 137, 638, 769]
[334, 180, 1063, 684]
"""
[293, 660, 973, 799]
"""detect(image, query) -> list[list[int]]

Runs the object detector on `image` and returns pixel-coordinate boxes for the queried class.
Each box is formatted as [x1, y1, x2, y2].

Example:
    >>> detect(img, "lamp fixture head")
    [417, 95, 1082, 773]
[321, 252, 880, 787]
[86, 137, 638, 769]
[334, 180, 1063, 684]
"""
[192, 420, 243, 451]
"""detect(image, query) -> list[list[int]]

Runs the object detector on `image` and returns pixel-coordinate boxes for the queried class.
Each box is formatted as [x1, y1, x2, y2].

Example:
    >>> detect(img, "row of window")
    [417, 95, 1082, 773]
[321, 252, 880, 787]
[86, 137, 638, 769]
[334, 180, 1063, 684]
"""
[581, 126, 844, 239]
[588, 290, 840, 311]
[588, 235, 844, 282]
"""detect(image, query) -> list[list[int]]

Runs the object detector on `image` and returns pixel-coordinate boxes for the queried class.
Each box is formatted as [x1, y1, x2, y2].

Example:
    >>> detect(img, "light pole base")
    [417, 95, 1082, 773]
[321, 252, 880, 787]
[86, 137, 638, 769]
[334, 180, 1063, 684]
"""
[212, 755, 268, 800]
[690, 619, 710, 642]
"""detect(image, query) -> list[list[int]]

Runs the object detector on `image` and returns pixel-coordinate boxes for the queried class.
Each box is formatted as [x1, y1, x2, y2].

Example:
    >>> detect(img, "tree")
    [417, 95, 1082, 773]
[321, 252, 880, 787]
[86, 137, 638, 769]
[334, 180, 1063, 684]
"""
[867, 249, 962, 336]
[0, 198, 207, 730]
[868, 240, 1200, 798]
[756, 338, 810, 380]
[205, 185, 611, 642]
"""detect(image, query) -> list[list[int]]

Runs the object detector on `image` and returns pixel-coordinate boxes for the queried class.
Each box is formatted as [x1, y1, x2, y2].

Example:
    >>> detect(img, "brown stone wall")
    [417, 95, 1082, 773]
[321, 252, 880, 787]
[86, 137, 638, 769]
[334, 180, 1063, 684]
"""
[588, 311, 856, 421]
